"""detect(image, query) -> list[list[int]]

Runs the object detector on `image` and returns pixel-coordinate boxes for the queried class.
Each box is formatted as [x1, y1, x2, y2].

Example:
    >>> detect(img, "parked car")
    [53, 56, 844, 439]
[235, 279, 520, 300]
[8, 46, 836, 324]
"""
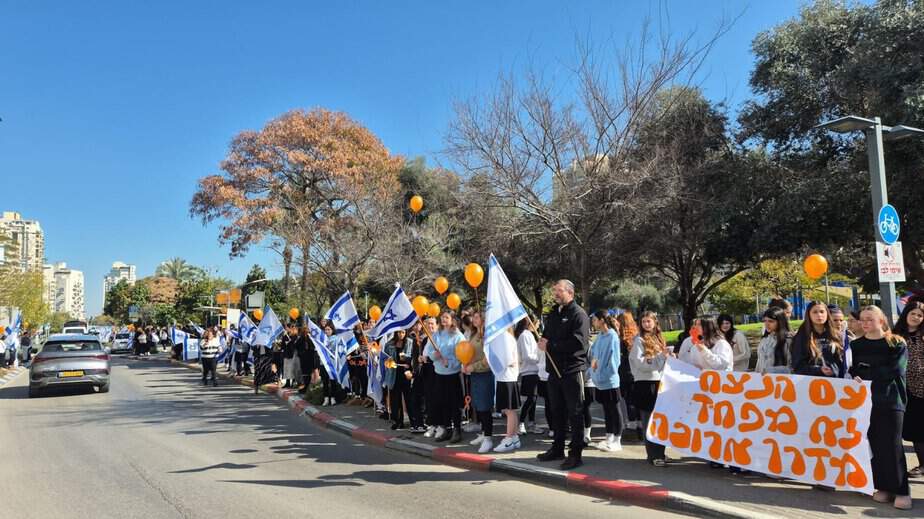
[110, 332, 133, 354]
[61, 320, 89, 335]
[29, 334, 110, 398]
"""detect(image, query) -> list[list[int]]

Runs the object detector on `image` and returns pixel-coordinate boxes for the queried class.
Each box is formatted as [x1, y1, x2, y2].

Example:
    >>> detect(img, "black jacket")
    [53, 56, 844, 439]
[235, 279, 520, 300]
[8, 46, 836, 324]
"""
[541, 300, 590, 377]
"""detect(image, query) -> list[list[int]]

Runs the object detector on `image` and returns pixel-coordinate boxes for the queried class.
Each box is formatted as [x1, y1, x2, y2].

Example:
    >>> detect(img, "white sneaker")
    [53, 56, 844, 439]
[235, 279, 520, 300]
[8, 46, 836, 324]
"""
[469, 433, 485, 446]
[478, 437, 494, 453]
[492, 412, 502, 419]
[608, 437, 623, 451]
[321, 398, 329, 407]
[423, 426, 436, 438]
[518, 422, 527, 435]
[434, 426, 447, 439]
[462, 422, 481, 433]
[528, 423, 545, 434]
[547, 429, 555, 439]
[493, 435, 521, 453]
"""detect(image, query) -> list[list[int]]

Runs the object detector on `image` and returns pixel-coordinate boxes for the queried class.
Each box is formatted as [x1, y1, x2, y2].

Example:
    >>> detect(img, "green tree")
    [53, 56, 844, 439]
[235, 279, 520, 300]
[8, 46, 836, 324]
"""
[103, 279, 132, 321]
[155, 257, 205, 283]
[739, 0, 924, 286]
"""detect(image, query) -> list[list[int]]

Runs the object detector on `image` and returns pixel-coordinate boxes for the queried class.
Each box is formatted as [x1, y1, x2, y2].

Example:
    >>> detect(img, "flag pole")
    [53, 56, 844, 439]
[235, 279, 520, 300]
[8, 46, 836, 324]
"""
[524, 314, 561, 379]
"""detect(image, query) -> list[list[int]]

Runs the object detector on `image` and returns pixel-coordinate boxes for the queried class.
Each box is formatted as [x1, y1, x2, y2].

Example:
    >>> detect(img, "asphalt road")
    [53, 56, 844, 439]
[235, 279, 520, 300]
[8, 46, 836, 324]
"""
[0, 357, 682, 519]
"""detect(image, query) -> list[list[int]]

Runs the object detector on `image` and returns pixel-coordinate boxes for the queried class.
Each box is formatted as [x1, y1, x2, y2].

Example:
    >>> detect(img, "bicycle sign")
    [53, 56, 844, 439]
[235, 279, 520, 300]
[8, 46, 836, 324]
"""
[878, 204, 900, 245]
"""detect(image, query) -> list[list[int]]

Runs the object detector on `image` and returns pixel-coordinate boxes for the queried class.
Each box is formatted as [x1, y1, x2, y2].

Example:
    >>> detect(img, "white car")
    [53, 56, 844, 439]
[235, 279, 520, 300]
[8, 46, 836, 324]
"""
[111, 333, 133, 353]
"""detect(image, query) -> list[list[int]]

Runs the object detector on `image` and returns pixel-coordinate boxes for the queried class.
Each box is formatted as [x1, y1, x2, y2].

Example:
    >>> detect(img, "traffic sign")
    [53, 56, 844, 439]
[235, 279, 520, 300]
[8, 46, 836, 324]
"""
[876, 241, 906, 283]
[878, 204, 900, 245]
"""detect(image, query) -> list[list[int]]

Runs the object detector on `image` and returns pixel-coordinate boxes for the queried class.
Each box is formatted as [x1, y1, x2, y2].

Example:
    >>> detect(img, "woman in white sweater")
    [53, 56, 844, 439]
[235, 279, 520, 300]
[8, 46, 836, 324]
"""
[629, 311, 669, 467]
[687, 318, 734, 372]
[515, 319, 543, 434]
[718, 314, 751, 371]
[754, 307, 792, 374]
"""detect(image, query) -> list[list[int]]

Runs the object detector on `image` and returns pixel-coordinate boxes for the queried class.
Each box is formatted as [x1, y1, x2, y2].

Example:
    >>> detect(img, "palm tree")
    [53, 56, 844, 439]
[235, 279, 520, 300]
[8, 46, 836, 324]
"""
[155, 257, 204, 283]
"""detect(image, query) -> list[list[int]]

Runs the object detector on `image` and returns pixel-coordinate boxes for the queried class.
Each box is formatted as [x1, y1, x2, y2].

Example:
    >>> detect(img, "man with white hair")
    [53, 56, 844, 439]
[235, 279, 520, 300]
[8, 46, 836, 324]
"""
[536, 279, 590, 469]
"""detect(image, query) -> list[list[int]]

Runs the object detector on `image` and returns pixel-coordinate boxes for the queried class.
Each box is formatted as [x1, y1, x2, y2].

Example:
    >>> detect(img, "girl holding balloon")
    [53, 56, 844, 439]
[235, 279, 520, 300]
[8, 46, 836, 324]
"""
[425, 310, 466, 443]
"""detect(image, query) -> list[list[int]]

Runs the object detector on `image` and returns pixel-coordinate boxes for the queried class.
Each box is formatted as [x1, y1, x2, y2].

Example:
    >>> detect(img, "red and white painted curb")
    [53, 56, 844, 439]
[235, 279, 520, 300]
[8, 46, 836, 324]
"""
[134, 355, 764, 519]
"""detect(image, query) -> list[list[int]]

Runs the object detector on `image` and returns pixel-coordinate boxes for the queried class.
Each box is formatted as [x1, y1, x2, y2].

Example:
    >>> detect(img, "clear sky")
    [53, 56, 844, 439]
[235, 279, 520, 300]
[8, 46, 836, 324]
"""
[0, 0, 806, 316]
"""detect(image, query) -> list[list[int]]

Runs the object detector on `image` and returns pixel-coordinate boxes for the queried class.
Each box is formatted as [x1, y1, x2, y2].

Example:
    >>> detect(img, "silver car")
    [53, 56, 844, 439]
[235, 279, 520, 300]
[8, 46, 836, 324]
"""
[111, 332, 133, 353]
[29, 334, 111, 398]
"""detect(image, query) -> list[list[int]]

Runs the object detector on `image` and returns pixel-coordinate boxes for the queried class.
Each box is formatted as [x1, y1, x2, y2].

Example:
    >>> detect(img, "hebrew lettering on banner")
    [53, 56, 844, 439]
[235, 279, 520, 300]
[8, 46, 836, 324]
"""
[649, 358, 873, 495]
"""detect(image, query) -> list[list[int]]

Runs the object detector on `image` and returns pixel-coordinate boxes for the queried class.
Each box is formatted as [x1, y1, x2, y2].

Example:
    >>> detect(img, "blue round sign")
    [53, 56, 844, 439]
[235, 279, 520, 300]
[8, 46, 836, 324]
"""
[878, 204, 900, 245]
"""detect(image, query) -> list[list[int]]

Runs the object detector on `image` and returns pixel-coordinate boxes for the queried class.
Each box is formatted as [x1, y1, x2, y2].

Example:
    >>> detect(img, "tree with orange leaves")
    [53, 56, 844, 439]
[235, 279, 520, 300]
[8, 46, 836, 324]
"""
[190, 108, 404, 307]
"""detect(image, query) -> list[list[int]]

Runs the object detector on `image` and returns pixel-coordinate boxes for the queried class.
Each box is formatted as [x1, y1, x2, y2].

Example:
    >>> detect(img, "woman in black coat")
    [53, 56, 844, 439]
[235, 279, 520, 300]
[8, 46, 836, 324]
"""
[296, 325, 316, 394]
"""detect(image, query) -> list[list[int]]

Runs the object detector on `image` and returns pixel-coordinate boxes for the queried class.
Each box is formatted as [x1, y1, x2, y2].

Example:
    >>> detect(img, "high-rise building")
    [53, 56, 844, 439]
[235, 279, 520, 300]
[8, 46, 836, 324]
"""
[0, 211, 45, 272]
[104, 261, 136, 295]
[52, 262, 86, 320]
[42, 263, 57, 309]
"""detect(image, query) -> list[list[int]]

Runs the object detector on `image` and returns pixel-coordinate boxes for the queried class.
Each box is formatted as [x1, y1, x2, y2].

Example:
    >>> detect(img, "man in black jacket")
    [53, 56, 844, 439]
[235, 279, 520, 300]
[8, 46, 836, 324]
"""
[537, 279, 590, 469]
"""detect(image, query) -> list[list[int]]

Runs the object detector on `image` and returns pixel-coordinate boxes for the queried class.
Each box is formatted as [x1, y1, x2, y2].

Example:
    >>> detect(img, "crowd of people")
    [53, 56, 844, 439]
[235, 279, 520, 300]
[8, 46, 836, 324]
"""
[167, 279, 919, 511]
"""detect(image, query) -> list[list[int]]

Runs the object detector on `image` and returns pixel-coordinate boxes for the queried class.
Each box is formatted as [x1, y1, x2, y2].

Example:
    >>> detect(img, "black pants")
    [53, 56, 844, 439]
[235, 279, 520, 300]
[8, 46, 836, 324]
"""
[422, 363, 438, 426]
[235, 346, 251, 375]
[390, 369, 410, 426]
[409, 372, 426, 428]
[478, 410, 493, 437]
[201, 357, 217, 383]
[320, 367, 334, 397]
[548, 371, 586, 453]
[519, 374, 539, 423]
[596, 388, 622, 435]
[868, 408, 910, 495]
[435, 372, 463, 430]
[582, 386, 594, 429]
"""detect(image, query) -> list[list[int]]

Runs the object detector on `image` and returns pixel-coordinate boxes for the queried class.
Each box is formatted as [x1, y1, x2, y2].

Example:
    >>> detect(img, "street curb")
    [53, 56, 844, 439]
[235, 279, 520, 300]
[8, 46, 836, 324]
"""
[0, 366, 25, 387]
[139, 354, 763, 519]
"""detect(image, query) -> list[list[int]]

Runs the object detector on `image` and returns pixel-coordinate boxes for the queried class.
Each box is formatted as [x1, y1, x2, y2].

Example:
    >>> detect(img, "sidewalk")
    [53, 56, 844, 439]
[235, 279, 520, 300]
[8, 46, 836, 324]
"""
[144, 354, 922, 519]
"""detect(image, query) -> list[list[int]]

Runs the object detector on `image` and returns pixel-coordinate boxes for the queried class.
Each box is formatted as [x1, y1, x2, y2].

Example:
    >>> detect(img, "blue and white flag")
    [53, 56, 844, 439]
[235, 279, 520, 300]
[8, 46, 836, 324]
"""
[369, 286, 418, 340]
[217, 333, 232, 363]
[254, 306, 284, 347]
[325, 291, 360, 334]
[237, 312, 258, 345]
[334, 336, 351, 388]
[325, 291, 361, 356]
[367, 348, 387, 406]
[170, 326, 188, 346]
[484, 254, 527, 379]
[307, 316, 337, 381]
[189, 322, 206, 338]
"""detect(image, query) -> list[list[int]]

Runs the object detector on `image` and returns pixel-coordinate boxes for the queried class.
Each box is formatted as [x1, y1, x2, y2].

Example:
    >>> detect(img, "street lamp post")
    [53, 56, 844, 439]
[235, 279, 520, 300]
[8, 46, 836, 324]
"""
[816, 116, 924, 323]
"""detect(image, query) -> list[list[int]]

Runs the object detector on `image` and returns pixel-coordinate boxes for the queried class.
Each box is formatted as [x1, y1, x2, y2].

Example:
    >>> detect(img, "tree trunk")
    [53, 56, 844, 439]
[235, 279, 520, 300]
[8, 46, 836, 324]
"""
[299, 247, 311, 315]
[282, 243, 293, 300]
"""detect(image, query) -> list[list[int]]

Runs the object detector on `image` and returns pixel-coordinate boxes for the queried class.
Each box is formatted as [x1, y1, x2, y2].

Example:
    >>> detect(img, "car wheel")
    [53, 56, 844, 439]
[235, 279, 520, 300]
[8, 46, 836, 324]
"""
[28, 386, 41, 398]
[98, 383, 110, 393]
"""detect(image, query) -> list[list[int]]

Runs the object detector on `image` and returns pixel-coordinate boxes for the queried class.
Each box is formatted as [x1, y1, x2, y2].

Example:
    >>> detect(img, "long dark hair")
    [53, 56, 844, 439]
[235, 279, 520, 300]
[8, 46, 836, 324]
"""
[700, 317, 722, 349]
[762, 307, 790, 366]
[894, 300, 924, 340]
[796, 301, 843, 359]
[514, 318, 533, 339]
[717, 313, 736, 343]
[592, 310, 619, 331]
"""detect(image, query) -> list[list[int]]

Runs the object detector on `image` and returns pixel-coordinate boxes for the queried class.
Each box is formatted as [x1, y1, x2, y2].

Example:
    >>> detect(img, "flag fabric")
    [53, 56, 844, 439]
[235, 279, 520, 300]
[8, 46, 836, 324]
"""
[334, 336, 351, 388]
[170, 326, 188, 346]
[216, 333, 232, 363]
[307, 316, 337, 381]
[367, 348, 387, 406]
[254, 306, 284, 347]
[189, 322, 206, 338]
[484, 254, 528, 378]
[325, 291, 361, 356]
[237, 313, 257, 344]
[368, 286, 418, 339]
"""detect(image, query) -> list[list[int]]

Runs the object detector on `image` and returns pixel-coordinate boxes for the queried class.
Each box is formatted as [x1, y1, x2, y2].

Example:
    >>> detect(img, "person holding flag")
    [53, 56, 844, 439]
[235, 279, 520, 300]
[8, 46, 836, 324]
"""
[426, 311, 465, 443]
[295, 324, 316, 394]
[253, 306, 285, 394]
[368, 286, 420, 414]
[483, 254, 527, 453]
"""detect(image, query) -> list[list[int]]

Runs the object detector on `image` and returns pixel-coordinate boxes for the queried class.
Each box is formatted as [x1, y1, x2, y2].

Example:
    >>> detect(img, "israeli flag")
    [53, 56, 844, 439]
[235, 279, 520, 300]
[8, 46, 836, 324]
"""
[484, 254, 527, 378]
[307, 316, 337, 381]
[369, 286, 418, 339]
[367, 347, 387, 406]
[217, 333, 232, 363]
[170, 326, 188, 346]
[237, 313, 258, 345]
[254, 306, 284, 347]
[325, 291, 360, 334]
[189, 322, 206, 338]
[325, 291, 361, 356]
[334, 336, 351, 388]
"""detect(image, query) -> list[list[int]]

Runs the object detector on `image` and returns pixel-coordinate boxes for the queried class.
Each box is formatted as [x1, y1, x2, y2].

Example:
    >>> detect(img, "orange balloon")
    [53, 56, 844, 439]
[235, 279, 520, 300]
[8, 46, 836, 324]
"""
[384, 358, 397, 369]
[434, 276, 449, 295]
[464, 263, 484, 288]
[409, 195, 424, 214]
[455, 340, 475, 365]
[446, 293, 461, 311]
[690, 326, 703, 345]
[253, 309, 264, 321]
[803, 254, 829, 280]
[369, 305, 382, 322]
[288, 308, 300, 320]
[427, 302, 441, 318]
[412, 295, 430, 317]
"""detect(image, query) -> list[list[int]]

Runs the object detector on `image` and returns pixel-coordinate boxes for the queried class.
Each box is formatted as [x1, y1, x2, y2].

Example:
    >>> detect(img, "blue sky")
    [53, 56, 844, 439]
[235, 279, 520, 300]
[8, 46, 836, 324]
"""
[0, 0, 806, 316]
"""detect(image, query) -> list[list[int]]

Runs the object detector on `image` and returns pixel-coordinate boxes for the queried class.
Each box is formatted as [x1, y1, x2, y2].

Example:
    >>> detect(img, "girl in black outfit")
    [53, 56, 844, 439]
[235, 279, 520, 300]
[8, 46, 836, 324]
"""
[407, 320, 429, 432]
[388, 330, 413, 430]
[849, 306, 911, 510]
[296, 325, 316, 394]
[790, 301, 845, 378]
[894, 300, 924, 478]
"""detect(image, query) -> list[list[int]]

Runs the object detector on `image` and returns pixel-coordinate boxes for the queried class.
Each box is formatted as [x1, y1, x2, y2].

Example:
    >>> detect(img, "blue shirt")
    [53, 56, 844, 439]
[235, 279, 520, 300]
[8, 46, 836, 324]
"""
[590, 329, 620, 390]
[425, 329, 464, 375]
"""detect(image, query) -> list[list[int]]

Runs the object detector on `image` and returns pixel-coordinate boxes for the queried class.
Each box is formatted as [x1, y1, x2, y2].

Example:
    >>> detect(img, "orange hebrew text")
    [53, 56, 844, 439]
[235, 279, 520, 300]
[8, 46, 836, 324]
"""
[809, 379, 836, 406]
[721, 373, 751, 394]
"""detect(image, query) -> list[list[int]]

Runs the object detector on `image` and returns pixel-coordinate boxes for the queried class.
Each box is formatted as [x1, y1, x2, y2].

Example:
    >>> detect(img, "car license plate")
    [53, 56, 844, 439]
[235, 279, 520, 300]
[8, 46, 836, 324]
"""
[59, 371, 84, 378]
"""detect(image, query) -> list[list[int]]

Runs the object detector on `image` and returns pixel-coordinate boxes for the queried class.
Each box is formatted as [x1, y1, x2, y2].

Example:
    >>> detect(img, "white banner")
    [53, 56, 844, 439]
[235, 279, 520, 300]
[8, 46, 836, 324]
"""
[649, 358, 874, 494]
